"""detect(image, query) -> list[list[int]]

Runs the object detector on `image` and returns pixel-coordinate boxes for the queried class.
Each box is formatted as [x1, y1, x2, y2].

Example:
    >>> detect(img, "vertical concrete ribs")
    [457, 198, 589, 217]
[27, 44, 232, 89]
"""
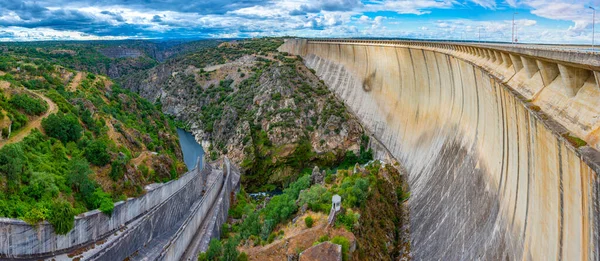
[279, 38, 600, 261]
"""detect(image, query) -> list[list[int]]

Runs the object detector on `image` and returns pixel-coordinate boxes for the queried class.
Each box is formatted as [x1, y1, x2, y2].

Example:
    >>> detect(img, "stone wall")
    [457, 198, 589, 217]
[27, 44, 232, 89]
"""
[279, 39, 600, 260]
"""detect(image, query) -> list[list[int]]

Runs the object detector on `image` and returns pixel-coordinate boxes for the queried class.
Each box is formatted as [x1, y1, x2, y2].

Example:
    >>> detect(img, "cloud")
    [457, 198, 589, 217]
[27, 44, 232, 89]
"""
[289, 0, 362, 15]
[0, 0, 595, 43]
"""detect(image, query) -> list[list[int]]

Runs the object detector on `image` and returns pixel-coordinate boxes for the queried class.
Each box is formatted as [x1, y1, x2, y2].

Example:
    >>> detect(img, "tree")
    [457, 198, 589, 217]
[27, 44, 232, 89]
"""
[222, 238, 240, 261]
[42, 112, 83, 143]
[9, 93, 48, 115]
[0, 144, 26, 193]
[206, 239, 223, 261]
[84, 140, 110, 166]
[25, 172, 59, 200]
[67, 157, 95, 195]
[48, 200, 75, 235]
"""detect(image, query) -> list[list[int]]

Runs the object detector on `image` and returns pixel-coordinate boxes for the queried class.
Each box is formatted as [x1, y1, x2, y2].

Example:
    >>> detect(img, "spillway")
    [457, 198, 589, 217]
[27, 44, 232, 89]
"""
[279, 39, 600, 260]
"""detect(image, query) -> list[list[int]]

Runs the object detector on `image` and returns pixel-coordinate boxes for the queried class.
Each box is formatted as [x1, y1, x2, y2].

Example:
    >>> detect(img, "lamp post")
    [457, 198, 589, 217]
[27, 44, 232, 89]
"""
[590, 6, 596, 50]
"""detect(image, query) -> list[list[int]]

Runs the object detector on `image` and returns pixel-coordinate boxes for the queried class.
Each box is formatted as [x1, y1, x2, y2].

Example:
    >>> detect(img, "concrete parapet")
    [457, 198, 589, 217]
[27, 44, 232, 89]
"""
[0, 156, 240, 260]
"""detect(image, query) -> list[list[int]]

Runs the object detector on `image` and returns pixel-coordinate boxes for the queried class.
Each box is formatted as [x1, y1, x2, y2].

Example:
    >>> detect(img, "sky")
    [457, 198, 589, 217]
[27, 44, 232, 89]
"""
[0, 0, 599, 44]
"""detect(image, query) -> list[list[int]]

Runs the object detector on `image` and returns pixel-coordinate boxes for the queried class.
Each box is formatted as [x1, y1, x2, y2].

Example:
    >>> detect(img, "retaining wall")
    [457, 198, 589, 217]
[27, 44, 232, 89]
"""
[0, 157, 206, 258]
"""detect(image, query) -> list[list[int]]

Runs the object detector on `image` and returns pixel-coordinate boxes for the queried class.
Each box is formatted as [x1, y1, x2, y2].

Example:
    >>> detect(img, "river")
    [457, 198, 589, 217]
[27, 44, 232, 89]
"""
[176, 128, 204, 171]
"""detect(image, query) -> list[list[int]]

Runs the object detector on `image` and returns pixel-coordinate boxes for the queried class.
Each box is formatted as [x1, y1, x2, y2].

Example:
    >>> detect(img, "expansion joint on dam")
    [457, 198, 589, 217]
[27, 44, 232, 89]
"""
[279, 38, 600, 260]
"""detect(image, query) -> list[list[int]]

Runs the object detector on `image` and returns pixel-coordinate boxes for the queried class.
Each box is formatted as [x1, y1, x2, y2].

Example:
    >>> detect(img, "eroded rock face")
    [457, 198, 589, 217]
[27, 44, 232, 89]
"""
[310, 166, 324, 185]
[124, 54, 363, 167]
[279, 39, 600, 261]
[299, 242, 342, 261]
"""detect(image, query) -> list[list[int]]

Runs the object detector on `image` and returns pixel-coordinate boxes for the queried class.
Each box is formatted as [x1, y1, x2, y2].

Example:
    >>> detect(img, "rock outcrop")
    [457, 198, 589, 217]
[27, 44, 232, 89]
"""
[299, 242, 342, 261]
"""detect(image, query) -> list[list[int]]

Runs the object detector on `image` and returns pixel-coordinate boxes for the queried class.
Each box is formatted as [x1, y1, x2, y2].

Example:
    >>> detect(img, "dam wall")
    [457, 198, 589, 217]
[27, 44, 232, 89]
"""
[279, 39, 600, 260]
[0, 156, 241, 260]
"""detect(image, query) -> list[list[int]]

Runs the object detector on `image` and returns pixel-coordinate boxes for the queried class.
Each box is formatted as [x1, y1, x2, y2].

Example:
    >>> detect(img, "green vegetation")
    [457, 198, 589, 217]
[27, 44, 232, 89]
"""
[0, 53, 184, 234]
[563, 133, 588, 148]
[9, 93, 48, 115]
[42, 112, 83, 143]
[331, 236, 351, 261]
[305, 216, 314, 228]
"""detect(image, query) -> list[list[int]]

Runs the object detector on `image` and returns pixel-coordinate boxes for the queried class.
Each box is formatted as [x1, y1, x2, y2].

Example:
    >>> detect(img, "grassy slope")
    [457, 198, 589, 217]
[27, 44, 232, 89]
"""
[0, 51, 184, 233]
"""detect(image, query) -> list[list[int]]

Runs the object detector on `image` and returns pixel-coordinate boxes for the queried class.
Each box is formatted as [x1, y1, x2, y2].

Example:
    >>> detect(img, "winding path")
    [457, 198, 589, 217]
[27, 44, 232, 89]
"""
[0, 89, 58, 149]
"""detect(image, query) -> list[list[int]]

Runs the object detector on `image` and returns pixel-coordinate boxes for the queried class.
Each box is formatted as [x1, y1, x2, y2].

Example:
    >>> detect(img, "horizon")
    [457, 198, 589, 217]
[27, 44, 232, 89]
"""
[0, 0, 598, 45]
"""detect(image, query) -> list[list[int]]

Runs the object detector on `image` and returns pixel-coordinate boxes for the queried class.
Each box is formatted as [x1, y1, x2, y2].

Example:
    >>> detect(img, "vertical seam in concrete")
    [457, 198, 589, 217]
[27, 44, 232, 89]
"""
[404, 48, 417, 151]
[446, 55, 456, 127]
[455, 58, 465, 128]
[421, 49, 432, 109]
[501, 88, 511, 199]
[558, 141, 564, 261]
[522, 110, 533, 259]
[434, 53, 443, 118]
[596, 169, 600, 260]
[394, 47, 402, 100]
[510, 94, 521, 231]
[579, 158, 589, 261]
[497, 80, 507, 196]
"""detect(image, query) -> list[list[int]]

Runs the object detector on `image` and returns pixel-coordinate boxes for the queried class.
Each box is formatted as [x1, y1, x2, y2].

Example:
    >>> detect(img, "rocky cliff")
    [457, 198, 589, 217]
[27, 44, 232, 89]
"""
[123, 40, 366, 190]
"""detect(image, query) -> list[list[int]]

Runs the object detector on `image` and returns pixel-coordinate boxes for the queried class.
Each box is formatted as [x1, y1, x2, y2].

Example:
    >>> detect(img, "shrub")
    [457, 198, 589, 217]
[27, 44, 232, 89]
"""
[0, 144, 26, 193]
[238, 252, 249, 261]
[298, 185, 328, 213]
[84, 140, 110, 166]
[25, 172, 59, 200]
[305, 216, 314, 228]
[23, 204, 50, 225]
[109, 159, 127, 181]
[42, 112, 83, 143]
[48, 200, 75, 235]
[331, 236, 351, 261]
[9, 93, 47, 115]
[239, 212, 261, 239]
[206, 239, 222, 261]
[222, 238, 240, 261]
[335, 209, 359, 232]
[91, 188, 114, 215]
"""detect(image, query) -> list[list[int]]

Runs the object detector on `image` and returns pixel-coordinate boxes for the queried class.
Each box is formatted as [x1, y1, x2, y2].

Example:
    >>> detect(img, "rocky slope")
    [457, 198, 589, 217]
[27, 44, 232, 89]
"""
[123, 39, 365, 190]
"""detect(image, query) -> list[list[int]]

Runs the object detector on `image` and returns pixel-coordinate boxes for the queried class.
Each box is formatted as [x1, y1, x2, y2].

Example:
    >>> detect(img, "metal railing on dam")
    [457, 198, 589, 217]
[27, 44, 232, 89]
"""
[0, 157, 240, 260]
[280, 38, 600, 260]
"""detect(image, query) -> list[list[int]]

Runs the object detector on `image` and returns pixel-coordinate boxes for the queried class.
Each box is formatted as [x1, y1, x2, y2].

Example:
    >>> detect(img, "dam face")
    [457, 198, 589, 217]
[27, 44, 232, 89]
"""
[279, 39, 600, 260]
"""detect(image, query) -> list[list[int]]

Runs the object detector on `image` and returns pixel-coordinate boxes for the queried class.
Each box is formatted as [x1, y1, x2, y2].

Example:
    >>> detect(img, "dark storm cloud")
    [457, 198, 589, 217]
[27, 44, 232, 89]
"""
[0, 1, 96, 28]
[0, 0, 281, 38]
[289, 0, 362, 16]
[151, 15, 163, 23]
[101, 11, 125, 22]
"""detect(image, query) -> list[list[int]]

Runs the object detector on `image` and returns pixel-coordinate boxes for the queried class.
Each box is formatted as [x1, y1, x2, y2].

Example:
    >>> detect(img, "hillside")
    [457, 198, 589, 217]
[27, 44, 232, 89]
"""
[0, 39, 220, 80]
[123, 38, 367, 191]
[0, 52, 185, 234]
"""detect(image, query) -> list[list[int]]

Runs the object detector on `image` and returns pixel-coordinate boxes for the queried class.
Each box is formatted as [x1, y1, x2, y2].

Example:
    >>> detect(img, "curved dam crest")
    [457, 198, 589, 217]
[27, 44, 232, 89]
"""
[279, 39, 600, 260]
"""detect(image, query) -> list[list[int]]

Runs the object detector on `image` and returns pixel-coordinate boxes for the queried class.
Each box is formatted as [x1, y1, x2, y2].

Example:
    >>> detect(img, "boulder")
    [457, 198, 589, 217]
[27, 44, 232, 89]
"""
[299, 242, 342, 261]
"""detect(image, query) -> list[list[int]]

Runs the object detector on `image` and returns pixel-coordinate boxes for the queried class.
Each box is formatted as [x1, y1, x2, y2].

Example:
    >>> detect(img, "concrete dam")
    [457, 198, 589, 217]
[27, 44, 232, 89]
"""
[279, 39, 600, 260]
